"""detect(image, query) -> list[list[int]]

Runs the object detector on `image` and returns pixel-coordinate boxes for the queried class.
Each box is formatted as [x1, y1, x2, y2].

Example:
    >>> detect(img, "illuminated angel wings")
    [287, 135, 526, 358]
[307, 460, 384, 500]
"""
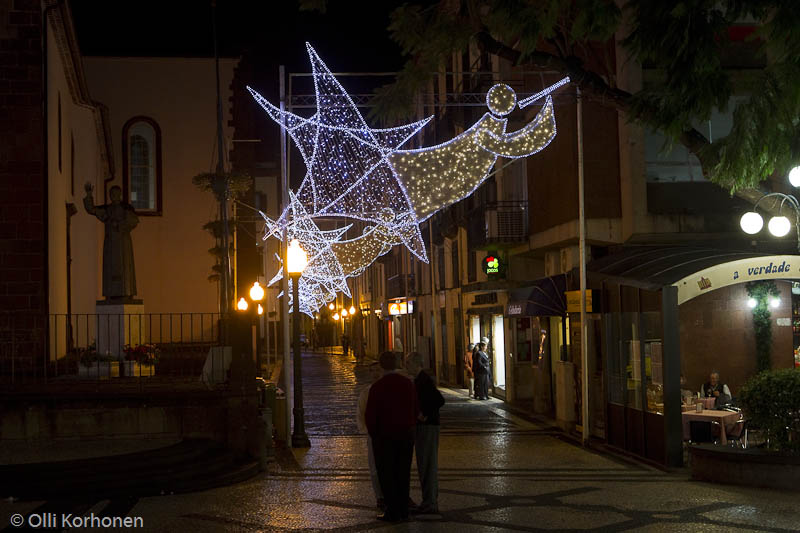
[248, 43, 565, 314]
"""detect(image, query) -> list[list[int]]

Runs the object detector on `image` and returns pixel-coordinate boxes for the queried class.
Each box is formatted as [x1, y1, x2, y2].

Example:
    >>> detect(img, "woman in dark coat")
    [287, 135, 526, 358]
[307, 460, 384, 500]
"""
[472, 342, 490, 400]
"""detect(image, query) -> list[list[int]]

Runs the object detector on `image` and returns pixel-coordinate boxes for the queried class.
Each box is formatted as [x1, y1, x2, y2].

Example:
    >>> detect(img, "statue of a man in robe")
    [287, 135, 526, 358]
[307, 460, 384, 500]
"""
[83, 183, 139, 303]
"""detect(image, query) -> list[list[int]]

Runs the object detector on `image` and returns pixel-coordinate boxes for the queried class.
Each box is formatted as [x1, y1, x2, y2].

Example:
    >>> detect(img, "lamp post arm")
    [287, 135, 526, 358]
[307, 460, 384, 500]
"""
[753, 192, 800, 212]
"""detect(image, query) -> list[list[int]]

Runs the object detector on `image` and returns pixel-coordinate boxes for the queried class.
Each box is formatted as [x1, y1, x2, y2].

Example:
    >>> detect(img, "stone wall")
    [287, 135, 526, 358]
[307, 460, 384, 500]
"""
[0, 0, 47, 357]
[679, 281, 794, 397]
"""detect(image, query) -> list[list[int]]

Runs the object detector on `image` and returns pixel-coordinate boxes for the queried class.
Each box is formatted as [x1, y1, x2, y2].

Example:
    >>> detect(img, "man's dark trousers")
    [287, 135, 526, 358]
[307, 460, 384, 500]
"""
[372, 432, 414, 520]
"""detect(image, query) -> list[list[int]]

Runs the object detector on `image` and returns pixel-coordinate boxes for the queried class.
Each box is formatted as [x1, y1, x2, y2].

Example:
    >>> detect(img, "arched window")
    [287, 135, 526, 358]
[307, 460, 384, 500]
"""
[122, 117, 162, 215]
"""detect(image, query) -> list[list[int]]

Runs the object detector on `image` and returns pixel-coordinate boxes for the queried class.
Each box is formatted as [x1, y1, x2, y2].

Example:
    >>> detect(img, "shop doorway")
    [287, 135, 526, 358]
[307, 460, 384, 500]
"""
[492, 314, 506, 390]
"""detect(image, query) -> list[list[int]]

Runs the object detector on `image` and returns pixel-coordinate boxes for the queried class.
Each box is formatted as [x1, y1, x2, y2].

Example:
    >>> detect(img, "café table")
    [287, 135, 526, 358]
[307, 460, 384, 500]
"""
[682, 409, 741, 445]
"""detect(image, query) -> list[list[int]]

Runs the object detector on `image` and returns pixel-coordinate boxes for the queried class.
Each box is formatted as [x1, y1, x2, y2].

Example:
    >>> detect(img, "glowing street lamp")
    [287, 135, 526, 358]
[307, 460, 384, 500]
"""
[739, 192, 800, 251]
[328, 303, 335, 310]
[333, 312, 340, 321]
[789, 165, 800, 188]
[349, 305, 356, 315]
[287, 239, 310, 448]
[237, 297, 249, 311]
[341, 308, 348, 317]
[249, 281, 265, 302]
[287, 238, 308, 275]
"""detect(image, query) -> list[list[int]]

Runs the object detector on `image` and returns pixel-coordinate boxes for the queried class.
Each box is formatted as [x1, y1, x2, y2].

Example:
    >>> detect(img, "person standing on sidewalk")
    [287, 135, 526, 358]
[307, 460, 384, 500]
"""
[464, 343, 475, 398]
[406, 352, 444, 514]
[473, 342, 491, 400]
[365, 351, 418, 522]
[357, 362, 385, 511]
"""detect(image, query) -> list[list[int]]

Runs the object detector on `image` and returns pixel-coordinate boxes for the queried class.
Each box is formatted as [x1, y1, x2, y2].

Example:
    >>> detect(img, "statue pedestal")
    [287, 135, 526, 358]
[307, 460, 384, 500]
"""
[96, 300, 144, 360]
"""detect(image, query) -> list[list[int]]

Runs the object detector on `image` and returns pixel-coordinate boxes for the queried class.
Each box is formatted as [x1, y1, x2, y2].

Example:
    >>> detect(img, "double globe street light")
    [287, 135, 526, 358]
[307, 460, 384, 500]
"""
[740, 166, 800, 252]
[237, 281, 265, 372]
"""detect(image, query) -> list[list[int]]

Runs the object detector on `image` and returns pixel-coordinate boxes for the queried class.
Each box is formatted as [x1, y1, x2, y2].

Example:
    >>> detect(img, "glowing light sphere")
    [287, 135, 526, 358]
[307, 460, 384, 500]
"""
[328, 303, 335, 310]
[770, 298, 781, 308]
[257, 304, 264, 315]
[237, 297, 249, 311]
[349, 305, 356, 315]
[747, 298, 757, 308]
[739, 212, 763, 234]
[333, 313, 340, 320]
[341, 309, 348, 317]
[789, 166, 800, 187]
[287, 239, 309, 274]
[768, 215, 792, 237]
[249, 281, 265, 302]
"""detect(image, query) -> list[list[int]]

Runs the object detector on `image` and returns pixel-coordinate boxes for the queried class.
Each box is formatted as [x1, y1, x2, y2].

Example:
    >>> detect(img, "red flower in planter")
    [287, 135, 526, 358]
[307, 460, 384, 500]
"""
[123, 344, 159, 366]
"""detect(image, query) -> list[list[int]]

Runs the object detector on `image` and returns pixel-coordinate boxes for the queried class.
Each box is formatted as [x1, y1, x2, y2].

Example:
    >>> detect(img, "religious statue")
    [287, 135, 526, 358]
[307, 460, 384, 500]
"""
[83, 182, 139, 303]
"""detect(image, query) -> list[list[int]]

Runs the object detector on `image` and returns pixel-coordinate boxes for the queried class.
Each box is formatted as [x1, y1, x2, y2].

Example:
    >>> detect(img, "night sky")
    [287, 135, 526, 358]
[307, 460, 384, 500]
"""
[71, 0, 409, 73]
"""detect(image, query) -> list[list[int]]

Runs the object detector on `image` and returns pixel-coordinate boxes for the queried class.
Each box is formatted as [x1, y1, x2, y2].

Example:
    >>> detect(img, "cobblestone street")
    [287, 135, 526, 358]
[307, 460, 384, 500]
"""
[2, 352, 800, 532]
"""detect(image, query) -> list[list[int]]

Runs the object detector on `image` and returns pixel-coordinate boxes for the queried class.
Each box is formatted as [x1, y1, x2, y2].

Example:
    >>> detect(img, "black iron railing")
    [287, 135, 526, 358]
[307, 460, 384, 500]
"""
[0, 312, 233, 386]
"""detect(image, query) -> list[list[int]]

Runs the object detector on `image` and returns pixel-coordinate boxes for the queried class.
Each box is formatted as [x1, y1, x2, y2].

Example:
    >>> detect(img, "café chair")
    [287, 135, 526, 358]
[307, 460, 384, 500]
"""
[727, 419, 748, 448]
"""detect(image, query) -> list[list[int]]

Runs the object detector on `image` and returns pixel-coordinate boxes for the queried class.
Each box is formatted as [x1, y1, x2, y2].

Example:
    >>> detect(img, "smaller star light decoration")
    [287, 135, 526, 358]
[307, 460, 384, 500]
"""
[249, 44, 568, 314]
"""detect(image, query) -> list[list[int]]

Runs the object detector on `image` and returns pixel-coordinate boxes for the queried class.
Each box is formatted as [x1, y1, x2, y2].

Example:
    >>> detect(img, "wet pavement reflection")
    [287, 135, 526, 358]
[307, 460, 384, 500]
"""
[2, 351, 798, 531]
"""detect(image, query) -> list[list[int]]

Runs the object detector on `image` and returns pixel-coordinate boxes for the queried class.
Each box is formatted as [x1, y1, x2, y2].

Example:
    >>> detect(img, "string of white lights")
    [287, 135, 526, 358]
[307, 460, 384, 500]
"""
[250, 44, 566, 313]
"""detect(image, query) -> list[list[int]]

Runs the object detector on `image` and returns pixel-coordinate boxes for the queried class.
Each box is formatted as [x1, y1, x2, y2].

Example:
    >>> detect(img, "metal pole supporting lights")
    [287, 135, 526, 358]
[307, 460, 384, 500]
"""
[287, 239, 311, 448]
[249, 282, 265, 373]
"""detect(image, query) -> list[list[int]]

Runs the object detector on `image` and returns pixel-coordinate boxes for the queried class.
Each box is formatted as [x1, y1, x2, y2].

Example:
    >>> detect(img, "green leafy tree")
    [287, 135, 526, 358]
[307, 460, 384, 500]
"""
[746, 280, 781, 372]
[301, 0, 800, 193]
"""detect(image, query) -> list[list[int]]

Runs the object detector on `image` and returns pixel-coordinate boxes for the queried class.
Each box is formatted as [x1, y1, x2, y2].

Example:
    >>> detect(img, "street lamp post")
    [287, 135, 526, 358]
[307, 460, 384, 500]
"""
[287, 239, 310, 448]
[249, 281, 265, 374]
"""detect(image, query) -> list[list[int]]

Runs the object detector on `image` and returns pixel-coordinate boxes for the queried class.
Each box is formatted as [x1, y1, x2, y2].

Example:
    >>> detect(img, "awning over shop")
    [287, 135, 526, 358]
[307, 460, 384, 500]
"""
[585, 245, 800, 304]
[586, 246, 767, 290]
[506, 274, 567, 317]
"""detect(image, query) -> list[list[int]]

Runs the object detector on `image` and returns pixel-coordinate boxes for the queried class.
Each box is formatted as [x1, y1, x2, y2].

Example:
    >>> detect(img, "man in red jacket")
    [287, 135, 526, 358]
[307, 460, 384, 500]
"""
[365, 351, 418, 522]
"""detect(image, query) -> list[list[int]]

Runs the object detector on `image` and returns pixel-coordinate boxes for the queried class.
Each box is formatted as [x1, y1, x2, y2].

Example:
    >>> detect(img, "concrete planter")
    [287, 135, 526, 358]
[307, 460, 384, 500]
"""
[78, 361, 120, 379]
[122, 361, 155, 377]
[690, 444, 800, 491]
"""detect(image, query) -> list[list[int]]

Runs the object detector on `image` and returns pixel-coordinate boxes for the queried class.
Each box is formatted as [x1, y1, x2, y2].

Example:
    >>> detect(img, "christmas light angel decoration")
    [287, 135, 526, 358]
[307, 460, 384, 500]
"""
[248, 43, 568, 314]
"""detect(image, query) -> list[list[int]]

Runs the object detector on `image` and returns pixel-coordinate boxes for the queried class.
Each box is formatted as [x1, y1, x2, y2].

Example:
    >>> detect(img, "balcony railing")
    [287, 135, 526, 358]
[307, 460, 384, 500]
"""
[467, 201, 529, 249]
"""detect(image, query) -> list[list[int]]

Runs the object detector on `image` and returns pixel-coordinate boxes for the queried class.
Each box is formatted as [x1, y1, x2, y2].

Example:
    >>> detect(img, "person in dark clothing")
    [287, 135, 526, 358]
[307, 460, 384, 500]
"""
[473, 342, 491, 400]
[341, 334, 350, 357]
[406, 352, 445, 514]
[702, 371, 732, 406]
[365, 351, 419, 522]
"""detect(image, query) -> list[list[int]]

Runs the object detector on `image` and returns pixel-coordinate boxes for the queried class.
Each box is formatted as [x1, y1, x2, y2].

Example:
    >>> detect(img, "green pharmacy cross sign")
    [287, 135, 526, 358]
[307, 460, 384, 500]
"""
[483, 255, 500, 275]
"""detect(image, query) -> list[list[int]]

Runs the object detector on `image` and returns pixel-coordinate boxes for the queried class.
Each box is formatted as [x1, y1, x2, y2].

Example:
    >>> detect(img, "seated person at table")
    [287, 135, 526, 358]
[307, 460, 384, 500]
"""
[680, 375, 695, 404]
[701, 372, 731, 406]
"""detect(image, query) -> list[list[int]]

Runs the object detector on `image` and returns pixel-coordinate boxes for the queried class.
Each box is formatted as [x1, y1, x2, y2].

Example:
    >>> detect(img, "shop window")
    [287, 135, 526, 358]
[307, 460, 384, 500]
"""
[468, 250, 476, 282]
[437, 247, 445, 290]
[122, 117, 162, 215]
[57, 92, 62, 173]
[451, 241, 459, 286]
[70, 133, 74, 196]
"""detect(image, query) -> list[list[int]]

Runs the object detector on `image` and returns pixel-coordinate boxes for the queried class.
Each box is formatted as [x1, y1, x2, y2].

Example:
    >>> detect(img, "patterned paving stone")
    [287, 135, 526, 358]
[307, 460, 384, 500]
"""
[2, 353, 799, 532]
